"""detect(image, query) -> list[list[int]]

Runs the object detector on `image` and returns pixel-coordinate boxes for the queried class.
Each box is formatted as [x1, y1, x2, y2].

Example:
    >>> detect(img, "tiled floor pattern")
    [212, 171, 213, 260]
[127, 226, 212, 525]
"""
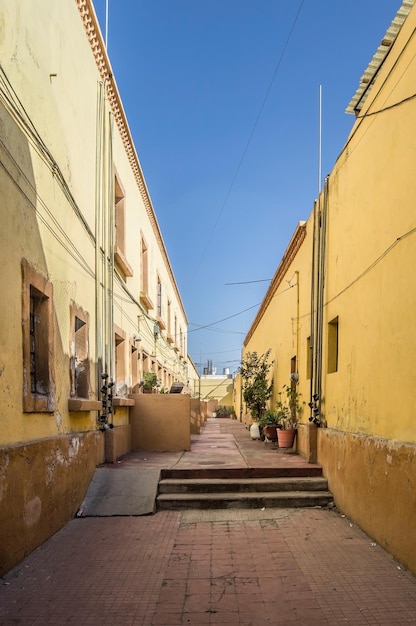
[1, 508, 416, 625]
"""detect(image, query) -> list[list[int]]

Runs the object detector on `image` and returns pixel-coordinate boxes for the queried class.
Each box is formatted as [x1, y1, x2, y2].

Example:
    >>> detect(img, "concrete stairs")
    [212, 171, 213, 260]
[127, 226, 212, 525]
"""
[156, 467, 333, 511]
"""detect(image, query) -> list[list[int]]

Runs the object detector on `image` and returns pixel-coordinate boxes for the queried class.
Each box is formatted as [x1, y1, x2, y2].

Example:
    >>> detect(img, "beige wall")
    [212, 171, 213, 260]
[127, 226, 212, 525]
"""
[190, 398, 201, 434]
[130, 395, 191, 451]
[0, 0, 189, 574]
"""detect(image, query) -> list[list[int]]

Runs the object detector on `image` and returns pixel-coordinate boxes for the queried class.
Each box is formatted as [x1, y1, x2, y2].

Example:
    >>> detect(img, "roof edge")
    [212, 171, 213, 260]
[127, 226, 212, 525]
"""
[346, 0, 416, 115]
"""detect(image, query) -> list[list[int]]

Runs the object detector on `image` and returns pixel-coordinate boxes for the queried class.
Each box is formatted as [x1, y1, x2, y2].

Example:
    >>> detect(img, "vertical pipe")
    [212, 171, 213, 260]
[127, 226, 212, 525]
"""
[317, 176, 329, 407]
[295, 270, 300, 370]
[95, 81, 105, 389]
[309, 200, 317, 416]
[107, 112, 115, 382]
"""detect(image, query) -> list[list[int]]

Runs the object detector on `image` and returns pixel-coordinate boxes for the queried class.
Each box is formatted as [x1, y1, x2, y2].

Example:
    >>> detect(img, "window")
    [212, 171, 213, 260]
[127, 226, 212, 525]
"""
[114, 326, 126, 396]
[141, 236, 148, 294]
[114, 173, 133, 278]
[166, 300, 173, 343]
[139, 236, 153, 310]
[327, 317, 339, 373]
[130, 341, 139, 392]
[157, 276, 162, 317]
[69, 302, 90, 399]
[21, 259, 55, 412]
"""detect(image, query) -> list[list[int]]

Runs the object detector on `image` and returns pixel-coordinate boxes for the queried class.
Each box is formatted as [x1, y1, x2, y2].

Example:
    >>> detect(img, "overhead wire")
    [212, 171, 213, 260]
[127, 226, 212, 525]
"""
[186, 0, 305, 289]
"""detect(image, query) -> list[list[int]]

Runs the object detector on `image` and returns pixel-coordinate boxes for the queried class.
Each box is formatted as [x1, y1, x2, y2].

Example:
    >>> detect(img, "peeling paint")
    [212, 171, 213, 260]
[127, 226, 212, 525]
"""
[55, 411, 62, 430]
[386, 454, 393, 465]
[69, 437, 80, 459]
[0, 452, 9, 501]
[24, 496, 41, 526]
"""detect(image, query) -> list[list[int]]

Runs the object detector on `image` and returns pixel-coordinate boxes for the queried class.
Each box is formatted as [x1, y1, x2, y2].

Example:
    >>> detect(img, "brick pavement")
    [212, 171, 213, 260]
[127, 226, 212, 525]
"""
[1, 507, 416, 625]
[1, 420, 416, 624]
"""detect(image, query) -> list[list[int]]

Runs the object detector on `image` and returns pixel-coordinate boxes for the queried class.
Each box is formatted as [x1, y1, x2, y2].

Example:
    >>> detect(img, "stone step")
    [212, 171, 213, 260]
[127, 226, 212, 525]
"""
[156, 490, 333, 511]
[160, 466, 324, 480]
[158, 476, 329, 495]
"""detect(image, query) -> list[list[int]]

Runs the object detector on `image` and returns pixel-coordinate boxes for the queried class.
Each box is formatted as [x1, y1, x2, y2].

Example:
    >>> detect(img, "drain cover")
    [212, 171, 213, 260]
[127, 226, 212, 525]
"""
[198, 461, 225, 465]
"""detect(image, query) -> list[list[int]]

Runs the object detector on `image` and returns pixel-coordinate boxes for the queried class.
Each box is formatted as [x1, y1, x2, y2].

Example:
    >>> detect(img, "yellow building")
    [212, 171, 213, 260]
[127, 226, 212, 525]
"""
[242, 0, 416, 574]
[0, 0, 189, 574]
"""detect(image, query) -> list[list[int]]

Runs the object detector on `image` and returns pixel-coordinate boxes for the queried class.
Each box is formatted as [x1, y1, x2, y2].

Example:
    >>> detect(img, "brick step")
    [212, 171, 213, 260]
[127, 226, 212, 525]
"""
[158, 476, 329, 494]
[156, 490, 333, 511]
[160, 467, 324, 480]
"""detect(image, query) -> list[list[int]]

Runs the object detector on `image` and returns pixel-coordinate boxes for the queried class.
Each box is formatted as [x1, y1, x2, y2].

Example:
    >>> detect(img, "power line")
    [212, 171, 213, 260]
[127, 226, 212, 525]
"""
[187, 0, 305, 288]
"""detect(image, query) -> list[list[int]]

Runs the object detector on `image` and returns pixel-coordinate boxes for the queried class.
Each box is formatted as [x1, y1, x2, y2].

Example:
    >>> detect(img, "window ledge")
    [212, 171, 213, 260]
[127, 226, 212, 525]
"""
[115, 247, 133, 278]
[156, 315, 166, 330]
[166, 333, 174, 344]
[113, 397, 135, 407]
[68, 398, 102, 412]
[140, 291, 154, 310]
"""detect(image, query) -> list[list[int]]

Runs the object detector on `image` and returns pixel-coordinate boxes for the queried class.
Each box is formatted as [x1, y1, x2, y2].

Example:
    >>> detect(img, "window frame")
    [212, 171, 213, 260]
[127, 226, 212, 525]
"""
[21, 259, 55, 412]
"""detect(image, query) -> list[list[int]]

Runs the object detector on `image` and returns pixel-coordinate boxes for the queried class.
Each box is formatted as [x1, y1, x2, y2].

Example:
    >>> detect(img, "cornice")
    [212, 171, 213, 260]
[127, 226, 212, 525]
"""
[76, 0, 187, 323]
[244, 221, 307, 347]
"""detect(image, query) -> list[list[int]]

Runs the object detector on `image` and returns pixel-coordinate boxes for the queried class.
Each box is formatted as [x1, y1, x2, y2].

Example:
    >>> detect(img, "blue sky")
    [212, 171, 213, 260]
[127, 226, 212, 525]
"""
[93, 0, 400, 375]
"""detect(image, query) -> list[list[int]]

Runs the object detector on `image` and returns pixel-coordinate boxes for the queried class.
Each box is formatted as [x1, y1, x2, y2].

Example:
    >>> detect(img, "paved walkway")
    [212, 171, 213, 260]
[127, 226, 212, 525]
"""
[1, 419, 416, 625]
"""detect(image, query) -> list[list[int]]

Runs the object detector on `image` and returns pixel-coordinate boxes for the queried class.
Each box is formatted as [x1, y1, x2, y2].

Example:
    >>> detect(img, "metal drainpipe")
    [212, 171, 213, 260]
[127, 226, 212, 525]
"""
[316, 176, 329, 415]
[309, 200, 318, 420]
[107, 111, 115, 389]
[312, 175, 329, 425]
[95, 81, 104, 397]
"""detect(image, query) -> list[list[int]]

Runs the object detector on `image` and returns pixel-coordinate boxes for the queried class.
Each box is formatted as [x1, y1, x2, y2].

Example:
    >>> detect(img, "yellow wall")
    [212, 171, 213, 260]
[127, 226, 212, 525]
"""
[243, 3, 416, 573]
[200, 376, 234, 404]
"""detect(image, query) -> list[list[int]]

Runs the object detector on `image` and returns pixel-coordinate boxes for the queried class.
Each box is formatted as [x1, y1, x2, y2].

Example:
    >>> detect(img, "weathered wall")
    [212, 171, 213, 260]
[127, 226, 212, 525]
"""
[130, 394, 191, 451]
[0, 431, 104, 576]
[190, 399, 201, 434]
[206, 399, 218, 418]
[104, 424, 132, 463]
[318, 429, 416, 573]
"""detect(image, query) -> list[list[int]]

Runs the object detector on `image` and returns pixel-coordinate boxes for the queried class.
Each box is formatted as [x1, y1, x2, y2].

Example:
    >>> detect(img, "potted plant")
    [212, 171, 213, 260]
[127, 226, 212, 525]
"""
[216, 405, 235, 418]
[276, 383, 303, 448]
[143, 371, 157, 393]
[239, 350, 274, 439]
[259, 409, 279, 441]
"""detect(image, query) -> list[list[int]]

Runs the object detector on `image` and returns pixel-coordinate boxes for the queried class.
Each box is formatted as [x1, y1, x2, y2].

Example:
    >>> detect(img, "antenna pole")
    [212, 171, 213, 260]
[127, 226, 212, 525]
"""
[318, 84, 322, 194]
[105, 0, 109, 49]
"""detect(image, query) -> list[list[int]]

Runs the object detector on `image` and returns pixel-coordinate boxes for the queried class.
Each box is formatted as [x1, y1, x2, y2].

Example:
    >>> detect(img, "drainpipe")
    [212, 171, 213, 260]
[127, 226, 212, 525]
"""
[316, 176, 328, 412]
[309, 176, 329, 426]
[309, 200, 318, 421]
[107, 111, 115, 387]
[95, 81, 104, 383]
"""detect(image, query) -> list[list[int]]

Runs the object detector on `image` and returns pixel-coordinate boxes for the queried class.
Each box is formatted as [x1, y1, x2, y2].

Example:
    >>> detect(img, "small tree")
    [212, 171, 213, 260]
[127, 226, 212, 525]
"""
[239, 350, 274, 421]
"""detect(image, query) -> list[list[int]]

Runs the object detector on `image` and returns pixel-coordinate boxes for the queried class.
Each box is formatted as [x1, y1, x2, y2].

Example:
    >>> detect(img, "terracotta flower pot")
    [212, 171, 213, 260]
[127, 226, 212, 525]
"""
[263, 425, 278, 441]
[277, 428, 297, 448]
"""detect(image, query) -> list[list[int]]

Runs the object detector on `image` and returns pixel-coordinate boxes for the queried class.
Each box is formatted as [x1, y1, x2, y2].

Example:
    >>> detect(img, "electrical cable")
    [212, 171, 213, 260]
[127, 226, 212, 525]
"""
[186, 0, 305, 289]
